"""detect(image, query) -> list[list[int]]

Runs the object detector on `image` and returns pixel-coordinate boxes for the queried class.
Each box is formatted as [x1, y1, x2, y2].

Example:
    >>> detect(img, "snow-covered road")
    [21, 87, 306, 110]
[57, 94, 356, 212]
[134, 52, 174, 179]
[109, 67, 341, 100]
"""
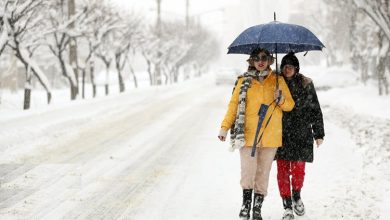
[0, 77, 389, 219]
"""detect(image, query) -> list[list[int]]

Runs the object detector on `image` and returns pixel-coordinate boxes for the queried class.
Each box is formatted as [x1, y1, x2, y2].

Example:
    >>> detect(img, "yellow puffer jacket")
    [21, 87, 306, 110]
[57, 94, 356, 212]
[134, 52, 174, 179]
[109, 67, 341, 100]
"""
[221, 71, 294, 148]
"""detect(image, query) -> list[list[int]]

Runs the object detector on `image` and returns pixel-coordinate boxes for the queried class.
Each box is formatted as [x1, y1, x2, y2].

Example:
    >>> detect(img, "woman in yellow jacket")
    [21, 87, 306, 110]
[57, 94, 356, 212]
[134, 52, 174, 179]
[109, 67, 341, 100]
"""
[218, 48, 294, 220]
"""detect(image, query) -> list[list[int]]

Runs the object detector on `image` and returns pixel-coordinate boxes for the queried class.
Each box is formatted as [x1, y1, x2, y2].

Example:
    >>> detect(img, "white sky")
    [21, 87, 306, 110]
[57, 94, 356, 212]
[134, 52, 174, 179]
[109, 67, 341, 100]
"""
[110, 0, 238, 16]
[109, 0, 293, 29]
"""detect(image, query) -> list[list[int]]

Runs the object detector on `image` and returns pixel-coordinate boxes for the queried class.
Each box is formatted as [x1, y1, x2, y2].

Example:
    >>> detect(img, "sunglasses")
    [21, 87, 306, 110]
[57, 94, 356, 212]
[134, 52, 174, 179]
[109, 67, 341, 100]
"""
[251, 55, 269, 62]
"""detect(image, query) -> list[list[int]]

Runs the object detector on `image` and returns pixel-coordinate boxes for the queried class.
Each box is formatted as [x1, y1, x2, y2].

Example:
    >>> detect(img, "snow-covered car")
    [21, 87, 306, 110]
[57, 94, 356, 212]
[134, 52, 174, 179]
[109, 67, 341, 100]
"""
[215, 68, 242, 86]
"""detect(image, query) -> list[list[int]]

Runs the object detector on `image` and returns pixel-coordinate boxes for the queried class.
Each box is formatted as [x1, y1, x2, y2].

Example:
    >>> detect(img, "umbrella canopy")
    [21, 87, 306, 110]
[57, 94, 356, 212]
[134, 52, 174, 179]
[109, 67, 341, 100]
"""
[227, 21, 325, 55]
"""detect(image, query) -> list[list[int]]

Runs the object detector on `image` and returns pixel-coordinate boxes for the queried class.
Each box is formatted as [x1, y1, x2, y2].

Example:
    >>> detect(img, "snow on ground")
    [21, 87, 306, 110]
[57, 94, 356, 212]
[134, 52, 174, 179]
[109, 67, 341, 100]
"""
[305, 65, 390, 119]
[0, 66, 389, 219]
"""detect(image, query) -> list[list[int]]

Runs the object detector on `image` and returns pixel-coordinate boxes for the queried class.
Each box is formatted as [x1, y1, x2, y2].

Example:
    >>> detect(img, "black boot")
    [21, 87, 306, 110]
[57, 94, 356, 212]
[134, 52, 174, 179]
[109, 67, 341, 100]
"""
[292, 190, 305, 216]
[252, 193, 264, 220]
[239, 189, 253, 219]
[283, 197, 293, 209]
[282, 197, 294, 220]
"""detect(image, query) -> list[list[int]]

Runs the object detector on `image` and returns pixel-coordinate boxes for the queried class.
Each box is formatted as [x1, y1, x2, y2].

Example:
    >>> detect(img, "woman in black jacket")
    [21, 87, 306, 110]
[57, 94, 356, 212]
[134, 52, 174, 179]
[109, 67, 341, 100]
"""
[275, 52, 325, 220]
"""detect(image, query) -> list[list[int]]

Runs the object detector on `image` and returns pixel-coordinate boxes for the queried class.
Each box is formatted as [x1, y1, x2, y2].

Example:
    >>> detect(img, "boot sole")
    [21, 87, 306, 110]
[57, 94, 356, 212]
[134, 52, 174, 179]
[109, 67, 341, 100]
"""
[293, 208, 305, 216]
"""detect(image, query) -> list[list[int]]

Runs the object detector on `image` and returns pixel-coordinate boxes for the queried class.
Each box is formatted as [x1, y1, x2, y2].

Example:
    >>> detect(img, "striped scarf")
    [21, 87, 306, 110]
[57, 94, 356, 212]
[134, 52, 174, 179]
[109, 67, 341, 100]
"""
[229, 70, 268, 151]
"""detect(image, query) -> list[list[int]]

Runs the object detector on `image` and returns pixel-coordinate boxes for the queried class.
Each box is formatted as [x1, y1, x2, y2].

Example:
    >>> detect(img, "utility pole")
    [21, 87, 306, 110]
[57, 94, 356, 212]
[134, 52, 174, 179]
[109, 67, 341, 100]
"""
[155, 0, 162, 85]
[186, 0, 189, 28]
[68, 0, 79, 98]
[157, 0, 161, 30]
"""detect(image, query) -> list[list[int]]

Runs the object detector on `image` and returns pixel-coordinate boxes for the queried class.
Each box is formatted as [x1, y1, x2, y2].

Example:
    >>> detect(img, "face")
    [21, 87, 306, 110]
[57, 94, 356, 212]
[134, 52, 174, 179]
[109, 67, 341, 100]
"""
[282, 64, 296, 79]
[252, 52, 270, 71]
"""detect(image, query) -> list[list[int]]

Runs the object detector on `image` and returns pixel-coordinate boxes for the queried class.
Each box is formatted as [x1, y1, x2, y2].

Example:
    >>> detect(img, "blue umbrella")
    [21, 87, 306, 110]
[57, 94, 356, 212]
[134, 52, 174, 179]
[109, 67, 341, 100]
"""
[227, 21, 325, 55]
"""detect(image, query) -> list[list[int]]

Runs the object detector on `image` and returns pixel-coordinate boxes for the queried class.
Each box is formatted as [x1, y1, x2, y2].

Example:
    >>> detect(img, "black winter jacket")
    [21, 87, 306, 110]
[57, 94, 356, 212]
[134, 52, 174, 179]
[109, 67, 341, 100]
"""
[275, 73, 325, 162]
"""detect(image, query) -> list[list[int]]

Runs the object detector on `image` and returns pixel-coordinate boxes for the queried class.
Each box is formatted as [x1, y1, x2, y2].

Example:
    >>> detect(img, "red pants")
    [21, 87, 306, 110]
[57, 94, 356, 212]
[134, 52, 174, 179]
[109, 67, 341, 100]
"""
[277, 160, 306, 198]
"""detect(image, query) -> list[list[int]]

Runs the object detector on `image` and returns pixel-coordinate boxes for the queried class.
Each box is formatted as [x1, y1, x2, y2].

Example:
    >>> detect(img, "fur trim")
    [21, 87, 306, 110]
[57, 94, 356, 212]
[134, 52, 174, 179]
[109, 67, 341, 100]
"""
[303, 75, 312, 88]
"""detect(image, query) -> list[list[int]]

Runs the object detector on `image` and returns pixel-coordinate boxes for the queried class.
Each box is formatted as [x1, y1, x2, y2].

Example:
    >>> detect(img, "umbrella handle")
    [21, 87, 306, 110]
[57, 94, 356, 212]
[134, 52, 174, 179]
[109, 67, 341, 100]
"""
[251, 104, 269, 157]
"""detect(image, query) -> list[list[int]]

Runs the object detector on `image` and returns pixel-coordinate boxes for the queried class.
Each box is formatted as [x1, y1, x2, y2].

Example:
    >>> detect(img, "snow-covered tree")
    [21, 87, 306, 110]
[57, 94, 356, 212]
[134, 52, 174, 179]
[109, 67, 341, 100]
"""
[44, 0, 87, 100]
[2, 0, 52, 110]
[89, 3, 128, 96]
[112, 11, 142, 92]
[350, 11, 378, 84]
[139, 30, 160, 85]
[321, 0, 389, 95]
[323, 0, 354, 66]
[0, 9, 9, 56]
[176, 23, 220, 80]
[353, 0, 390, 95]
[156, 21, 191, 84]
[95, 36, 114, 96]
[140, 20, 219, 85]
[73, 0, 111, 98]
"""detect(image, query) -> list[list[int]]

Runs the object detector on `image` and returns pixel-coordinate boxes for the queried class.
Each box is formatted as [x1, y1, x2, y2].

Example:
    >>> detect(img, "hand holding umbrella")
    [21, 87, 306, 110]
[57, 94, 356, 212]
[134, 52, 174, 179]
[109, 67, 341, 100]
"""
[274, 89, 284, 105]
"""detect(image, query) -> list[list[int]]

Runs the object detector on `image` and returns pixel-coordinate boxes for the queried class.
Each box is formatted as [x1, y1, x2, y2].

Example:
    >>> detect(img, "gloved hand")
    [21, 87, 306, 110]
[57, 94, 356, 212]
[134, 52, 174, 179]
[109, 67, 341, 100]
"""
[218, 128, 228, 142]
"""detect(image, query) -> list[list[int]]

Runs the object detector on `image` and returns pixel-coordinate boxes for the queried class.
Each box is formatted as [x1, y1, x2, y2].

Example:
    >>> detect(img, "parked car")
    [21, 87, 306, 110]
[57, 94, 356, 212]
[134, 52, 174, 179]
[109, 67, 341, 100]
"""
[215, 68, 242, 86]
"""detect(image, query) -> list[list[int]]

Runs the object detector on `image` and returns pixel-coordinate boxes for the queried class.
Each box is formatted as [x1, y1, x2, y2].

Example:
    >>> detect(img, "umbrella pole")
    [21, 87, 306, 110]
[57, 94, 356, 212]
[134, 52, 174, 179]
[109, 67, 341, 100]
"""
[275, 43, 279, 87]
[275, 52, 278, 74]
[275, 43, 281, 102]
